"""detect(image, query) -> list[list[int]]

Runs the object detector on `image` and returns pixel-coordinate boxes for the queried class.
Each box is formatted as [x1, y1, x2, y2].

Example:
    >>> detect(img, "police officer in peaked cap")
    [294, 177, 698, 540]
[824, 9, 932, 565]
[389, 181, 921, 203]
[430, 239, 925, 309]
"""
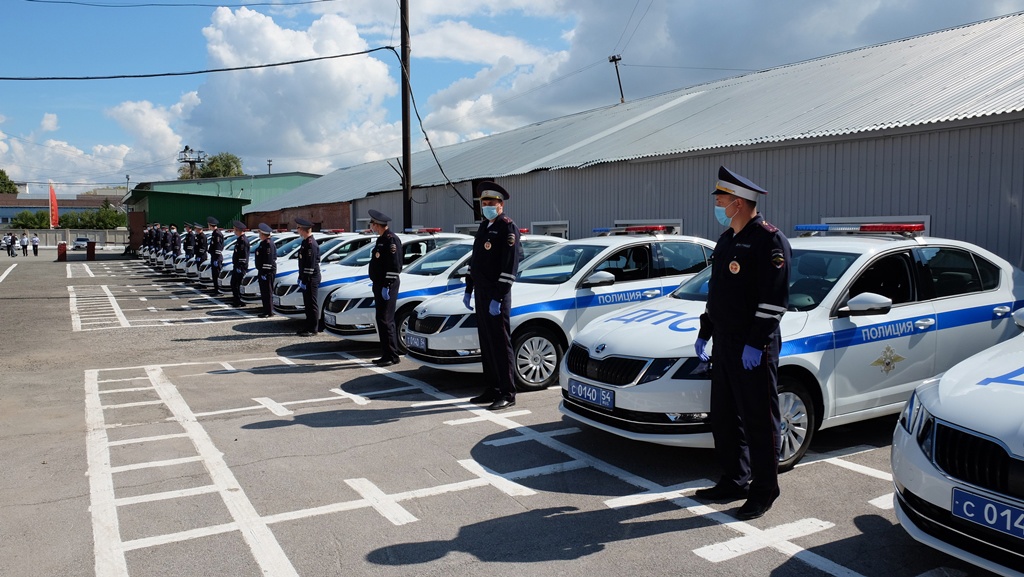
[207, 216, 226, 295]
[254, 223, 276, 318]
[367, 210, 403, 366]
[230, 220, 250, 307]
[295, 218, 321, 336]
[694, 166, 791, 521]
[193, 221, 209, 280]
[464, 181, 523, 411]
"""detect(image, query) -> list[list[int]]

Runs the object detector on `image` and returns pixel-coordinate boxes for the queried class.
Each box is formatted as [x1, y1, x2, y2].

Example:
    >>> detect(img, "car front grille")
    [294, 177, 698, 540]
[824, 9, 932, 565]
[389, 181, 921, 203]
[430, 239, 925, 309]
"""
[274, 284, 296, 297]
[933, 423, 1024, 501]
[411, 315, 446, 335]
[565, 344, 647, 386]
[326, 298, 360, 314]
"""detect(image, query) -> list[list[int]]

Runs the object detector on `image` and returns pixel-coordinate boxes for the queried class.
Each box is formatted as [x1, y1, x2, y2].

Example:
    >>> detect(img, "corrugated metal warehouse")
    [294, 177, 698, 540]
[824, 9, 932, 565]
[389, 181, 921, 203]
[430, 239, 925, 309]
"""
[246, 12, 1024, 268]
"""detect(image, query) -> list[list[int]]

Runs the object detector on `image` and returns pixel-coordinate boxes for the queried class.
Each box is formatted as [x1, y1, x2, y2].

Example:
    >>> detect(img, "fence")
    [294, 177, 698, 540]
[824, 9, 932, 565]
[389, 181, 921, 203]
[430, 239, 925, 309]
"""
[7, 229, 130, 249]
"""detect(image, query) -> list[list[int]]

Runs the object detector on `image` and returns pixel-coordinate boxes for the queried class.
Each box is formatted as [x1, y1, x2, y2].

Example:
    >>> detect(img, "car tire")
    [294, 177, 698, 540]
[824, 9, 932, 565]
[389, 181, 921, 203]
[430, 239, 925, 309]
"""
[394, 304, 417, 355]
[513, 327, 563, 392]
[778, 376, 816, 471]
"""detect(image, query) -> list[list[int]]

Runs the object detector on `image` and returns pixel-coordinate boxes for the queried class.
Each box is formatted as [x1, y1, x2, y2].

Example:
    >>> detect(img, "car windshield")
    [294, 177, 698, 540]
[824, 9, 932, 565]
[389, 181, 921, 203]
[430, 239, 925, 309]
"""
[338, 243, 376, 267]
[521, 238, 562, 259]
[404, 243, 473, 276]
[276, 237, 304, 258]
[75, 237, 89, 242]
[321, 237, 370, 262]
[668, 249, 859, 311]
[517, 244, 605, 285]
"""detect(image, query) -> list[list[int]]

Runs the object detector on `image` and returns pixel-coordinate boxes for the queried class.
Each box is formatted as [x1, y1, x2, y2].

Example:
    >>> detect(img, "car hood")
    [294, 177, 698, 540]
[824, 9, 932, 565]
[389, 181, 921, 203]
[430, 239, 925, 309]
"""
[572, 297, 808, 358]
[922, 333, 1024, 456]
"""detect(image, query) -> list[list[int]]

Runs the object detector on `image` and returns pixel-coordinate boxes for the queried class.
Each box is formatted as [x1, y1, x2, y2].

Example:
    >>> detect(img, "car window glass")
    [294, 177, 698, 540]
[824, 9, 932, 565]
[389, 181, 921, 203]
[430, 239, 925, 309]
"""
[593, 245, 652, 282]
[517, 244, 604, 285]
[847, 252, 915, 305]
[975, 254, 1000, 290]
[657, 241, 709, 276]
[402, 240, 431, 265]
[276, 237, 304, 257]
[788, 249, 859, 311]
[338, 243, 375, 267]
[671, 266, 712, 301]
[521, 239, 558, 260]
[917, 247, 984, 298]
[404, 243, 473, 276]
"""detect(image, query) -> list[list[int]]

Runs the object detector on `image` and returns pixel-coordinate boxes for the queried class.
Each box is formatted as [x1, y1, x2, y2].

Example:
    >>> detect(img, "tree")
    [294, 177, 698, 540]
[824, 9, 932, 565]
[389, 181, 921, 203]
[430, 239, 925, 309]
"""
[199, 152, 245, 178]
[56, 208, 126, 229]
[0, 169, 18, 194]
[10, 210, 50, 228]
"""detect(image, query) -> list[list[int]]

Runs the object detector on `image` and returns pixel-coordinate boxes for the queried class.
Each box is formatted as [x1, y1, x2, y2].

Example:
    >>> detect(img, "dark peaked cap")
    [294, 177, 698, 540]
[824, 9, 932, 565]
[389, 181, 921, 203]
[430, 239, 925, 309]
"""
[476, 181, 509, 201]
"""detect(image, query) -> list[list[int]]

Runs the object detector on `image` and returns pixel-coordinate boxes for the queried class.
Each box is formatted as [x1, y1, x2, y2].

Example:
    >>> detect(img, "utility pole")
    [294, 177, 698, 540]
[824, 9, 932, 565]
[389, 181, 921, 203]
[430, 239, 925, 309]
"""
[177, 145, 206, 179]
[609, 54, 625, 103]
[267, 159, 272, 174]
[401, 0, 413, 230]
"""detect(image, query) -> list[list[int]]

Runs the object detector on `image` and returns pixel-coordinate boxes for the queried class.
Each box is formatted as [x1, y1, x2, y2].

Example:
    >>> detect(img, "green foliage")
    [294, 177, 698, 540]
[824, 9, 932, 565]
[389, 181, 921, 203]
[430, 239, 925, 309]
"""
[199, 152, 245, 178]
[56, 206, 126, 229]
[10, 210, 50, 228]
[0, 169, 18, 194]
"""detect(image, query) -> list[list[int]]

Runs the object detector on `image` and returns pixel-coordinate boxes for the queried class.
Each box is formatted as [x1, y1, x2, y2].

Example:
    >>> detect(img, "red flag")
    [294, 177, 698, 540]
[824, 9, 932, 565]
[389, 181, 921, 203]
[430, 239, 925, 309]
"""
[49, 182, 59, 228]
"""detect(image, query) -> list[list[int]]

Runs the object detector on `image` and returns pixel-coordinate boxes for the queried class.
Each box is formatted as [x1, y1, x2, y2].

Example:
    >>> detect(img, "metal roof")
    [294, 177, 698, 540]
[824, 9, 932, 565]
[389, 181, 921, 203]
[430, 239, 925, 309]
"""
[247, 12, 1024, 213]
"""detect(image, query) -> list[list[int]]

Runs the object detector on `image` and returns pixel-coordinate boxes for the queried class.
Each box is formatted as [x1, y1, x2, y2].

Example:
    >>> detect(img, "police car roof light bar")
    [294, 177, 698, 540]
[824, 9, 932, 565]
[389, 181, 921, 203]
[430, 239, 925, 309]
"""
[624, 225, 668, 234]
[794, 223, 925, 236]
[404, 227, 443, 234]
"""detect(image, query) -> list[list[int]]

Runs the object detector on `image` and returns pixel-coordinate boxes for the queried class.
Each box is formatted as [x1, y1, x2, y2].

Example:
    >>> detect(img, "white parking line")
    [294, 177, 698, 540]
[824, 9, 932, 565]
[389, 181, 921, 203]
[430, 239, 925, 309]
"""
[0, 263, 16, 283]
[694, 518, 836, 562]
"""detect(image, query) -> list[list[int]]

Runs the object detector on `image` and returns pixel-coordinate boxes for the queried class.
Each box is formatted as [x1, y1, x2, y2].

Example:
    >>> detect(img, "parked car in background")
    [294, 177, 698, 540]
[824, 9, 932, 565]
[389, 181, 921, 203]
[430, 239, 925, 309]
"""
[72, 237, 90, 250]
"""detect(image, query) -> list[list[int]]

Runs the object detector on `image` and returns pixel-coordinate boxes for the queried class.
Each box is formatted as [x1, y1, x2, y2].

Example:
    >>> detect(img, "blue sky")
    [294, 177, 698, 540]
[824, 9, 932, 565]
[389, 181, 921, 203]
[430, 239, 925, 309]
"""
[3, 0, 1024, 196]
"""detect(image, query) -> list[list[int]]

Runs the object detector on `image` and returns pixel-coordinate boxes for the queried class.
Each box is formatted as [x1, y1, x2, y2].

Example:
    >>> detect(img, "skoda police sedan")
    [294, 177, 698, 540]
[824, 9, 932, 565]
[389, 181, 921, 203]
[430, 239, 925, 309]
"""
[559, 224, 1024, 469]
[892, 308, 1024, 577]
[322, 235, 565, 350]
[238, 232, 370, 302]
[404, 229, 717, 391]
[272, 230, 470, 320]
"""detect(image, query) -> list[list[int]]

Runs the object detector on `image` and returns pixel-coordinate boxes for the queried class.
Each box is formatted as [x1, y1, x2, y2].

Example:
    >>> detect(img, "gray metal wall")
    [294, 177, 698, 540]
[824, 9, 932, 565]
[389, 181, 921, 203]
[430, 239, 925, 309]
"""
[382, 113, 1024, 268]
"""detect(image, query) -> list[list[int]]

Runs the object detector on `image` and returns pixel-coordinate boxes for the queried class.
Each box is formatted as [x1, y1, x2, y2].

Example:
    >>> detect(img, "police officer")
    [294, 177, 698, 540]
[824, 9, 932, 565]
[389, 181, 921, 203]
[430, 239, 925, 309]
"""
[295, 218, 321, 336]
[151, 223, 163, 264]
[463, 181, 523, 411]
[193, 222, 208, 280]
[183, 223, 195, 259]
[142, 225, 152, 256]
[694, 166, 791, 521]
[208, 217, 225, 295]
[367, 210, 403, 366]
[160, 224, 171, 255]
[168, 224, 180, 258]
[254, 223, 276, 318]
[230, 220, 250, 307]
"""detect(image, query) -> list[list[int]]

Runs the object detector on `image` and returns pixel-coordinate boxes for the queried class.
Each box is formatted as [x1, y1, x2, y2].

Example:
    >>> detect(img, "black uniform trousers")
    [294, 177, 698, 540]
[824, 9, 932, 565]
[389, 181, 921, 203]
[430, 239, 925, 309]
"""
[258, 271, 274, 316]
[230, 267, 245, 305]
[473, 288, 515, 400]
[302, 274, 321, 333]
[211, 260, 223, 293]
[372, 279, 401, 361]
[708, 330, 782, 498]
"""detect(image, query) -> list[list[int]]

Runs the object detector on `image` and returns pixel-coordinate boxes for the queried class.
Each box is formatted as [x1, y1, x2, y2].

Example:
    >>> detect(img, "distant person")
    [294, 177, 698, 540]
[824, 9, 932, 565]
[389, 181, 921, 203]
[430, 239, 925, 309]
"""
[20, 233, 28, 256]
[31, 233, 39, 256]
[208, 217, 225, 295]
[229, 220, 250, 307]
[254, 223, 276, 318]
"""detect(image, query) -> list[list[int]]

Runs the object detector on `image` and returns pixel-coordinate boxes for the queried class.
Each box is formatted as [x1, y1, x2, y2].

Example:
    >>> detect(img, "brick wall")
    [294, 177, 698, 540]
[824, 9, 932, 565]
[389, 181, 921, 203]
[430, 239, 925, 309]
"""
[246, 202, 352, 232]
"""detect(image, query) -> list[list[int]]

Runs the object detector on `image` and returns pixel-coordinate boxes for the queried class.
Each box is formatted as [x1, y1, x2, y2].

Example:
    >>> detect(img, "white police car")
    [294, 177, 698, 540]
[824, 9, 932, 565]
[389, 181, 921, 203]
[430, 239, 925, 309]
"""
[216, 232, 305, 292]
[239, 232, 370, 302]
[197, 232, 258, 285]
[322, 235, 566, 349]
[559, 223, 1024, 469]
[272, 230, 470, 320]
[404, 229, 717, 391]
[892, 308, 1024, 577]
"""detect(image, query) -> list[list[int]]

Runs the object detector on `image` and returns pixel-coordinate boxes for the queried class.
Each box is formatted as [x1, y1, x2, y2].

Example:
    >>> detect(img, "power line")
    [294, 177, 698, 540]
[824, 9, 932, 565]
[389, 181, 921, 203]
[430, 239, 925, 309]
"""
[0, 47, 392, 81]
[612, 1, 642, 54]
[24, 0, 334, 7]
[622, 63, 759, 73]
[620, 0, 655, 55]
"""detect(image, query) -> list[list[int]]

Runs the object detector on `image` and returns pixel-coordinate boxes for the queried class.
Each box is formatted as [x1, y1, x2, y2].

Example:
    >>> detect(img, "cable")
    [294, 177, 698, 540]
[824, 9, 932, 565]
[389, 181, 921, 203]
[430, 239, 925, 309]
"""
[620, 0, 655, 55]
[612, 1, 642, 54]
[24, 0, 335, 7]
[0, 47, 392, 81]
[623, 63, 758, 73]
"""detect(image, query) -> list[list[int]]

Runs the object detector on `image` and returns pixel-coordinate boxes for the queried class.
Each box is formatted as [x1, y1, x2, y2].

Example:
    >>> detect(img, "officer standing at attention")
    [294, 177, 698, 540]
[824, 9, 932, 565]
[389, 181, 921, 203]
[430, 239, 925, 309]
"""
[367, 210, 403, 366]
[463, 181, 523, 411]
[208, 217, 225, 295]
[168, 224, 180, 258]
[254, 223, 276, 318]
[230, 220, 250, 307]
[295, 218, 321, 336]
[694, 166, 791, 521]
[183, 223, 195, 259]
[193, 222, 208, 276]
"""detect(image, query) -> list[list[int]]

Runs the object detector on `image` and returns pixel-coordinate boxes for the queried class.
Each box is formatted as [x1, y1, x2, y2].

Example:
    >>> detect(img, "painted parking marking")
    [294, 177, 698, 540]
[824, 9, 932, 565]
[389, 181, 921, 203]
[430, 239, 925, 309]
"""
[69, 283, 253, 331]
[694, 518, 836, 562]
[252, 397, 292, 416]
[870, 494, 895, 510]
[0, 263, 16, 283]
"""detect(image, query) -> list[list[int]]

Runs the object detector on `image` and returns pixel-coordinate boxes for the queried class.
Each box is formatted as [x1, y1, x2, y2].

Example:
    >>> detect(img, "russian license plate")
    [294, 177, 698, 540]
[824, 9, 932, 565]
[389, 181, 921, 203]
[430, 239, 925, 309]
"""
[406, 334, 427, 352]
[567, 379, 615, 410]
[272, 295, 281, 307]
[324, 312, 336, 326]
[952, 487, 1024, 540]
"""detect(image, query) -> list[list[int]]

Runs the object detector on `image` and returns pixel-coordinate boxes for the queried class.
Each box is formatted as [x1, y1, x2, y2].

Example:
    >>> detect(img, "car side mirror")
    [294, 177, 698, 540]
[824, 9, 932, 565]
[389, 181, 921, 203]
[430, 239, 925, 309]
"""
[581, 270, 616, 289]
[1013, 308, 1024, 330]
[452, 265, 469, 279]
[837, 292, 892, 317]
[326, 254, 341, 262]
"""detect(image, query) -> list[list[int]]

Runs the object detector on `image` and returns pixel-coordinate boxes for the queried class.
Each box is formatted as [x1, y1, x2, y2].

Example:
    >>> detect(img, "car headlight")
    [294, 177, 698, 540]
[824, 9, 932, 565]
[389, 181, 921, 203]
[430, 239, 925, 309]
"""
[898, 391, 917, 433]
[898, 391, 935, 459]
[637, 358, 680, 385]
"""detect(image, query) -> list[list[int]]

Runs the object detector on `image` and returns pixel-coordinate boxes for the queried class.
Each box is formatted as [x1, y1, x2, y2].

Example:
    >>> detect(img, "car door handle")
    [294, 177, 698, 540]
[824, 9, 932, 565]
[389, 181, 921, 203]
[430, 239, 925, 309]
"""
[642, 290, 661, 298]
[914, 318, 936, 330]
[993, 306, 1011, 317]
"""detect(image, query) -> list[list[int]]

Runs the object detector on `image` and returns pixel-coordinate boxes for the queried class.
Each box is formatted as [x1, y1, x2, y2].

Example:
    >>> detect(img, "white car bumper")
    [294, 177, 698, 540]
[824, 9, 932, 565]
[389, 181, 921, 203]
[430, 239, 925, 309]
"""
[404, 314, 483, 371]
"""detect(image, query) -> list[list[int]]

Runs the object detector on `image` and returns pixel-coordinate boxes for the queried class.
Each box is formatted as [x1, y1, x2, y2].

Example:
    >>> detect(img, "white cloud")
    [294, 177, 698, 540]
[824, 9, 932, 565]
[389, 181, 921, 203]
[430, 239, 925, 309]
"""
[40, 113, 59, 132]
[413, 20, 549, 65]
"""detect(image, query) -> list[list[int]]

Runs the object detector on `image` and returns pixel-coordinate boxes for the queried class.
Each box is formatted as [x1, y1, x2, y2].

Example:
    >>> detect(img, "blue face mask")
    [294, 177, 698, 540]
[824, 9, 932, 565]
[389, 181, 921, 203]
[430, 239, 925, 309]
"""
[482, 206, 499, 220]
[714, 199, 737, 226]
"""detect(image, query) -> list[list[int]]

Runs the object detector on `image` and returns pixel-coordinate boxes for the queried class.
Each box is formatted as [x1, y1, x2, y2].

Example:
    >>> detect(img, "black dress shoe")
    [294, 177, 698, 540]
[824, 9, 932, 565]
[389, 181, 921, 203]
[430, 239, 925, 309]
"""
[735, 487, 780, 520]
[297, 330, 316, 337]
[372, 358, 397, 367]
[487, 397, 516, 411]
[469, 394, 498, 404]
[694, 483, 750, 502]
[258, 313, 272, 318]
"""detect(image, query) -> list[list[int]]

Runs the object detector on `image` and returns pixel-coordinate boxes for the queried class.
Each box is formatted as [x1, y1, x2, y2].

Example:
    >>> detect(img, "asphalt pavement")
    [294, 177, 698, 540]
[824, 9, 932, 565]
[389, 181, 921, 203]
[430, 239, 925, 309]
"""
[0, 250, 995, 577]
